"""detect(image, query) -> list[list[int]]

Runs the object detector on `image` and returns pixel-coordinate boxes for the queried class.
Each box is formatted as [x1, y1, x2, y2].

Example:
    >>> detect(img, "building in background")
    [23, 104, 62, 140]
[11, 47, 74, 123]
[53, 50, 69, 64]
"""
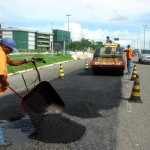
[35, 31, 53, 50]
[0, 27, 53, 51]
[53, 29, 70, 50]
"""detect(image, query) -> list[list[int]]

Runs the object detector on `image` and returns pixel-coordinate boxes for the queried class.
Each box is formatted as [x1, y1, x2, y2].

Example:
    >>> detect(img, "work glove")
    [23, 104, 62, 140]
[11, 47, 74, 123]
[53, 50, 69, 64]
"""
[2, 85, 8, 92]
[24, 57, 35, 63]
[0, 82, 9, 93]
[35, 58, 46, 64]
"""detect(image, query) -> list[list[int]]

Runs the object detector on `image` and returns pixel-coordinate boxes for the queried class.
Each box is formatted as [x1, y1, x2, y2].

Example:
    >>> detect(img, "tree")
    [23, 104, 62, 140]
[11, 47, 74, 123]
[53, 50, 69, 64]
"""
[96, 41, 103, 47]
[69, 41, 82, 51]
[80, 38, 91, 51]
[68, 38, 104, 51]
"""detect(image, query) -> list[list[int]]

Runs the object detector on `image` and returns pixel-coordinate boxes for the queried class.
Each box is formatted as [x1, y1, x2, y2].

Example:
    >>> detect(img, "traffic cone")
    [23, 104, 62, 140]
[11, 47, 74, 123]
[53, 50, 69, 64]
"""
[133, 64, 137, 70]
[129, 74, 142, 103]
[59, 64, 65, 79]
[84, 59, 89, 70]
[131, 65, 137, 81]
[130, 63, 132, 68]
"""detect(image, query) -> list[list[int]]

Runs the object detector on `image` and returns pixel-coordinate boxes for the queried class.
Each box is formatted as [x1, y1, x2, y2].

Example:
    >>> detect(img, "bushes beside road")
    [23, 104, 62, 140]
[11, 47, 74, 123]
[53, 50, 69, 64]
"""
[8, 53, 73, 74]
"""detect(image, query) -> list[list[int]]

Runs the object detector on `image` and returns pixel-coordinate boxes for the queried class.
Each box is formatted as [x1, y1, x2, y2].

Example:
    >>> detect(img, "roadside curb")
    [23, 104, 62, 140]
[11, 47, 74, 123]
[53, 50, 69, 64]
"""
[8, 59, 75, 77]
[8, 52, 93, 77]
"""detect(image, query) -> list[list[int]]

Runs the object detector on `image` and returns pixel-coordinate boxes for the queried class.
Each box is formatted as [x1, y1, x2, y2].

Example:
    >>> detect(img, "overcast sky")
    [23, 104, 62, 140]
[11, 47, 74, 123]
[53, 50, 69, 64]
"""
[0, 0, 150, 49]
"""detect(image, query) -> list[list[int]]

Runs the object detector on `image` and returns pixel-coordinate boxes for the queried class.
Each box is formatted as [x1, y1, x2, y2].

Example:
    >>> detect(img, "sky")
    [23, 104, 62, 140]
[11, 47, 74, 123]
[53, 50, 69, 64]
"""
[0, 0, 150, 49]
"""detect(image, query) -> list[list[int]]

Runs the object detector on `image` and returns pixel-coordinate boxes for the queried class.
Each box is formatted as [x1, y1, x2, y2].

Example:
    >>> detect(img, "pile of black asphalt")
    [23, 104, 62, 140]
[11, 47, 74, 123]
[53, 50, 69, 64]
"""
[0, 95, 86, 144]
[29, 113, 86, 143]
[0, 66, 122, 149]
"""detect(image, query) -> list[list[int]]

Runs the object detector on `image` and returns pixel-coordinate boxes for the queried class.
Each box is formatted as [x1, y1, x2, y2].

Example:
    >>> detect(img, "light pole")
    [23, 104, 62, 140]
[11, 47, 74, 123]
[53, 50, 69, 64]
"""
[0, 19, 6, 29]
[148, 27, 150, 49]
[149, 30, 150, 49]
[143, 25, 148, 49]
[66, 14, 71, 51]
[136, 34, 140, 49]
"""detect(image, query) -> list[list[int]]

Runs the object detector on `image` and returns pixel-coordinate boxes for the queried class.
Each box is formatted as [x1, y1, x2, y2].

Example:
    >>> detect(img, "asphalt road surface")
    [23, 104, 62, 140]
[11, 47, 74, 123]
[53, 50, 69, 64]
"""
[0, 57, 149, 150]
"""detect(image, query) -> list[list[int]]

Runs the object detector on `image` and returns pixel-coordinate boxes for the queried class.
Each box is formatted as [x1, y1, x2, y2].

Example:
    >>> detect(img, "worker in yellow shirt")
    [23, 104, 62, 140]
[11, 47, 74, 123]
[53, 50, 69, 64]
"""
[0, 37, 31, 147]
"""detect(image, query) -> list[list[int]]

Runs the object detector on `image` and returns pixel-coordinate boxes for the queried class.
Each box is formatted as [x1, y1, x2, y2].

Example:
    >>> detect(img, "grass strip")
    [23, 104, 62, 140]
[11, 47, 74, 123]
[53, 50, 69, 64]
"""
[8, 53, 73, 74]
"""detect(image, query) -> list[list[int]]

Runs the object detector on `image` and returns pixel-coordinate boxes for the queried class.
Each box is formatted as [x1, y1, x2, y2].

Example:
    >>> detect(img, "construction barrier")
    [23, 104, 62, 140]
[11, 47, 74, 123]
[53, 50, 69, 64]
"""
[129, 74, 142, 103]
[59, 64, 65, 79]
[131, 65, 137, 81]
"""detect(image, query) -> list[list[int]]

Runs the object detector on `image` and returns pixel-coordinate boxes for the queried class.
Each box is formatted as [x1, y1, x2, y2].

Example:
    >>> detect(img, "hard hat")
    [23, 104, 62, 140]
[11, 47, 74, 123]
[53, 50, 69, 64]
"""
[1, 37, 17, 52]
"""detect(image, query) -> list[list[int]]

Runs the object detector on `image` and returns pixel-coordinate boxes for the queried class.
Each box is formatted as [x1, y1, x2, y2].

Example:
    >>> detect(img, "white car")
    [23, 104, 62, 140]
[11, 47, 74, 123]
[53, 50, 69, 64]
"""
[138, 49, 150, 64]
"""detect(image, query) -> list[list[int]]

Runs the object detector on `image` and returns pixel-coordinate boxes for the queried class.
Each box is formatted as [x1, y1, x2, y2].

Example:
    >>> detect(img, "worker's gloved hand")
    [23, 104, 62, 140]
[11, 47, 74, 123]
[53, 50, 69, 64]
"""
[2, 85, 8, 91]
[0, 83, 9, 92]
[0, 76, 9, 92]
[24, 57, 35, 63]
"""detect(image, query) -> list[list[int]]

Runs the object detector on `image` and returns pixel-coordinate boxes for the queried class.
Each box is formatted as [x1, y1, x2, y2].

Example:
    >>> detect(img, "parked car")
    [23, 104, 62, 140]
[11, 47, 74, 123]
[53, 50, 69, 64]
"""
[138, 49, 150, 64]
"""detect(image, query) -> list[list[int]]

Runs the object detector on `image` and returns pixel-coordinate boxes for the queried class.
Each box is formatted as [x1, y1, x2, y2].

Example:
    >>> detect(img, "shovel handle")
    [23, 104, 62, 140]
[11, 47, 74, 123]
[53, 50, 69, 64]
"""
[31, 60, 41, 82]
[9, 86, 23, 99]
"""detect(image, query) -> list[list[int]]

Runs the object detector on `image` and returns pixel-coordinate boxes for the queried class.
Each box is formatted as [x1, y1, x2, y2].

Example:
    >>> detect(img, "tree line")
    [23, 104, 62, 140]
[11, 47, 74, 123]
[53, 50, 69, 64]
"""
[68, 38, 103, 52]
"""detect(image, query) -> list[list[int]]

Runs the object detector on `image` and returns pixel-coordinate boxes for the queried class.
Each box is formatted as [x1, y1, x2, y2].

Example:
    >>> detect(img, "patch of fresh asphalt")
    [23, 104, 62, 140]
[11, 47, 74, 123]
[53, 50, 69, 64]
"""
[1, 58, 148, 150]
[0, 59, 122, 150]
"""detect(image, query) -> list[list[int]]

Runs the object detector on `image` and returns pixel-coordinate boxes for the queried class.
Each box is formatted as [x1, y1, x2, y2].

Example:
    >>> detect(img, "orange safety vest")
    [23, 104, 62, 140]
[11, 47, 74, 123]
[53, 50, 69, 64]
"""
[126, 48, 132, 59]
[0, 46, 11, 94]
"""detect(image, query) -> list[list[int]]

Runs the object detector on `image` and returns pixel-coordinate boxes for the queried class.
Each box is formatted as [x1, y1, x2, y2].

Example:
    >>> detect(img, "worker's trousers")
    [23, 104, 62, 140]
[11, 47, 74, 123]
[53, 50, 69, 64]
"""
[127, 59, 131, 74]
[0, 127, 4, 143]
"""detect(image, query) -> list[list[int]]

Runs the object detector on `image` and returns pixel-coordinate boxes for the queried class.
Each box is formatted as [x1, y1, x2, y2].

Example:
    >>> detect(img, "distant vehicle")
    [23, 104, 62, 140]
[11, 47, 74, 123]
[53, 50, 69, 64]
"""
[138, 49, 150, 64]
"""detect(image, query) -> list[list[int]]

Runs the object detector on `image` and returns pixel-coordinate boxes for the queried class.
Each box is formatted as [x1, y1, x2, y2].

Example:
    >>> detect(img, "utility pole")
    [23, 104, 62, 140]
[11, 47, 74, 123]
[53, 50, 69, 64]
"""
[51, 22, 53, 57]
[66, 14, 71, 52]
[149, 27, 150, 49]
[143, 25, 148, 49]
[149, 30, 150, 49]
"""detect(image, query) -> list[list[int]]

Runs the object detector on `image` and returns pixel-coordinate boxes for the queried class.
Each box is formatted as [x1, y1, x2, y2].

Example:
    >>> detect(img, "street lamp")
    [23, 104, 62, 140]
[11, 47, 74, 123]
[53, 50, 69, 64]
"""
[136, 34, 140, 49]
[0, 19, 6, 29]
[66, 14, 71, 51]
[148, 27, 150, 49]
[143, 25, 148, 49]
[149, 29, 150, 49]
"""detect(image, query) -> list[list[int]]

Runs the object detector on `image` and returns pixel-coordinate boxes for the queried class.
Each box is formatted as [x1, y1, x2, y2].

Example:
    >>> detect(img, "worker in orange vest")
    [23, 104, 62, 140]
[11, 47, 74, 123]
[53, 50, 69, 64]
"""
[0, 37, 32, 147]
[123, 45, 132, 75]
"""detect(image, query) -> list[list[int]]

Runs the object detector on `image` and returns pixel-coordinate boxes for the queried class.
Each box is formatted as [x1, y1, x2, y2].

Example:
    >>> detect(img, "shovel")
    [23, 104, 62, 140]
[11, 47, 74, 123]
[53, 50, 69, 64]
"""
[9, 58, 65, 115]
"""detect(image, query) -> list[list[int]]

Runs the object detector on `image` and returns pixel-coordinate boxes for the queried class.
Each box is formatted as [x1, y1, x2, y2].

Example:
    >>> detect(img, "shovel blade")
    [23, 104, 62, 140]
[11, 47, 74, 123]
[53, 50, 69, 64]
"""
[21, 81, 65, 114]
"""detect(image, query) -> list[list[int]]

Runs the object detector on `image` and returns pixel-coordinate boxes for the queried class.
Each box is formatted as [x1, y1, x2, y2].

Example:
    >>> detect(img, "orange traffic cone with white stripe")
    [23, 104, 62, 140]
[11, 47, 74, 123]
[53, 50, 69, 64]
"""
[129, 74, 142, 103]
[131, 65, 137, 81]
[59, 64, 65, 79]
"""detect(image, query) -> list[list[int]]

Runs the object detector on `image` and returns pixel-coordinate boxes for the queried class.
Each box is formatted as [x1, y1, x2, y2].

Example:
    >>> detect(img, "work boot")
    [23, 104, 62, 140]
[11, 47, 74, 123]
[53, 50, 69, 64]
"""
[9, 112, 26, 121]
[0, 140, 12, 147]
[125, 72, 130, 75]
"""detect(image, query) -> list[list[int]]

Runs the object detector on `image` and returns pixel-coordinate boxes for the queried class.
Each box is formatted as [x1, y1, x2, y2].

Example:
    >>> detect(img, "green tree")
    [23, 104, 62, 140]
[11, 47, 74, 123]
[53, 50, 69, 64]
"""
[69, 41, 82, 51]
[68, 38, 104, 52]
[80, 38, 91, 51]
[96, 41, 103, 47]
